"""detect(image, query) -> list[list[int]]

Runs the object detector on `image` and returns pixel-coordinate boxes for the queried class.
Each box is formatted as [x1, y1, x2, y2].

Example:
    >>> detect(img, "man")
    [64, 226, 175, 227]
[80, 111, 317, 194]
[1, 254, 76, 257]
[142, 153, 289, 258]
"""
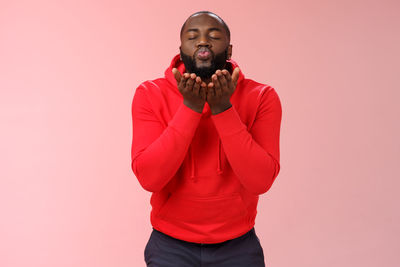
[131, 11, 282, 267]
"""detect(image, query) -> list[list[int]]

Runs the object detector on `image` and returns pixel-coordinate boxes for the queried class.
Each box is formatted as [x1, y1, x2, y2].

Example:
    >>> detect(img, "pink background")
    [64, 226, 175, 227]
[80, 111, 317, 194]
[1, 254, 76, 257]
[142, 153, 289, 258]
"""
[1, 0, 399, 266]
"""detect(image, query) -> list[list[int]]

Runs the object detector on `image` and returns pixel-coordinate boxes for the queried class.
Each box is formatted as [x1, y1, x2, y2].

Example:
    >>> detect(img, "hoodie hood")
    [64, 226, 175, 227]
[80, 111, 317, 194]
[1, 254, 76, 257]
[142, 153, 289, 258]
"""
[164, 53, 245, 182]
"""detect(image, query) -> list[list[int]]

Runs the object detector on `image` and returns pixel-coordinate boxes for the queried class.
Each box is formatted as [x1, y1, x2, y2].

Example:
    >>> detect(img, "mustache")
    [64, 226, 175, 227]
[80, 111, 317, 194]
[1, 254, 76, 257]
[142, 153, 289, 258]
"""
[194, 47, 214, 58]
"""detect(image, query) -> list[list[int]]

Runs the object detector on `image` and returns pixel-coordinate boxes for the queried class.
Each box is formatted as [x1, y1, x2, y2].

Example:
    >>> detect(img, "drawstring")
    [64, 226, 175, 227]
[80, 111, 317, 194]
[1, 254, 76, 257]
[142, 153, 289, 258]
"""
[217, 138, 223, 175]
[189, 139, 223, 182]
[190, 144, 195, 180]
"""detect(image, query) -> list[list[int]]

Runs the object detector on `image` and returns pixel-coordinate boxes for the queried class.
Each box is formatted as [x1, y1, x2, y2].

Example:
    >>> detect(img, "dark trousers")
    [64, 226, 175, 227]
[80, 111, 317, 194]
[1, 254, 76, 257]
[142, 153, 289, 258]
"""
[144, 227, 265, 267]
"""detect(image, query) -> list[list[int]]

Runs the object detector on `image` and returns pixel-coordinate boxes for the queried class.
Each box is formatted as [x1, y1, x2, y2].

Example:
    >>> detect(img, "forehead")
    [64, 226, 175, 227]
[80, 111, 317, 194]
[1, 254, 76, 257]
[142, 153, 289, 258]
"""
[183, 13, 225, 32]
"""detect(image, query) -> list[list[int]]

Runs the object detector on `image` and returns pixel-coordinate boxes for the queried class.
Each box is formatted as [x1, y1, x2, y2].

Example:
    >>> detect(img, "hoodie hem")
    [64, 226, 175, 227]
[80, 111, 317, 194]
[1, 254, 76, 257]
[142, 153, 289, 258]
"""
[150, 211, 255, 244]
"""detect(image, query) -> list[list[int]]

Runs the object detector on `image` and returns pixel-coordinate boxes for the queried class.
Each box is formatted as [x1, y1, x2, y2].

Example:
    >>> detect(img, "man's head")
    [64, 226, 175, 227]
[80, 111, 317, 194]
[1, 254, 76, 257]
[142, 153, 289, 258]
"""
[179, 11, 232, 80]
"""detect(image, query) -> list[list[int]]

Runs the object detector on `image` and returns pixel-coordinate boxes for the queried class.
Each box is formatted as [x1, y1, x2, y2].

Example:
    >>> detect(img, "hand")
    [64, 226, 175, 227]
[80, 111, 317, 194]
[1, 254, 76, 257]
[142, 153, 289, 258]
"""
[172, 68, 207, 113]
[206, 67, 240, 115]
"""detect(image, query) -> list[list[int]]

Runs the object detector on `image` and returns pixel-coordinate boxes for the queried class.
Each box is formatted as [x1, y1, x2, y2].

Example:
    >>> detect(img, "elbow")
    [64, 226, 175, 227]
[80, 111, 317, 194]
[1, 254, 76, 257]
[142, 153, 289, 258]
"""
[135, 172, 163, 193]
[258, 179, 275, 195]
[131, 159, 162, 193]
[138, 178, 162, 193]
[248, 180, 274, 196]
[261, 159, 280, 193]
[248, 163, 281, 196]
[253, 155, 281, 195]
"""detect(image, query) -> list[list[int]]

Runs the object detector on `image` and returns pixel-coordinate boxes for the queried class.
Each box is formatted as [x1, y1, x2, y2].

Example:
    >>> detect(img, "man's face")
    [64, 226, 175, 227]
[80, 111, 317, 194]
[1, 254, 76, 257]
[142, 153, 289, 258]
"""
[180, 14, 232, 80]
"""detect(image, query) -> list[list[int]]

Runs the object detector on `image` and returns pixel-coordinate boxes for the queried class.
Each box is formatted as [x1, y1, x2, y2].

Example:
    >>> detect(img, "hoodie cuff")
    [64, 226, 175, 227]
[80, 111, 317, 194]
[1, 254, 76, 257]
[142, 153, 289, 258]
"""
[211, 105, 247, 137]
[168, 102, 202, 138]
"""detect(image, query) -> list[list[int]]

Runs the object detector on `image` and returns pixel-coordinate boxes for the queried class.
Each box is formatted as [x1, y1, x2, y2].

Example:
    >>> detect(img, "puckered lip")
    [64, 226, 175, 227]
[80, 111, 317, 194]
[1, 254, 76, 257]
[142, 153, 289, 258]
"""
[195, 47, 212, 60]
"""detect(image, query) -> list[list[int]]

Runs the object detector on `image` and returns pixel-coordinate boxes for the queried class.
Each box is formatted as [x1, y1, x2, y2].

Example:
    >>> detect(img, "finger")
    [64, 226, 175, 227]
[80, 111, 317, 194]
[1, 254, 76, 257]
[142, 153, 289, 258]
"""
[179, 73, 189, 91]
[185, 73, 196, 91]
[200, 87, 205, 101]
[217, 69, 228, 91]
[195, 76, 202, 84]
[193, 76, 201, 96]
[222, 69, 232, 89]
[212, 73, 222, 97]
[201, 82, 207, 100]
[208, 82, 215, 97]
[200, 83, 207, 100]
[172, 68, 181, 84]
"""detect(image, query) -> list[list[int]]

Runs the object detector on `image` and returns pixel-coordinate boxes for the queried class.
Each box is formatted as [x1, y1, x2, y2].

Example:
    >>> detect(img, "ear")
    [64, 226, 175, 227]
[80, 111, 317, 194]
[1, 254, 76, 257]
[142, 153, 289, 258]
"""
[179, 46, 182, 60]
[227, 44, 233, 60]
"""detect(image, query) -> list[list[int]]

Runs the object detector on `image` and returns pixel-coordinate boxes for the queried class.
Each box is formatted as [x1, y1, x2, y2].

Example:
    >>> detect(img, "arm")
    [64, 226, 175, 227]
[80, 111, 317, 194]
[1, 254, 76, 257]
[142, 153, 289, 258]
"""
[211, 88, 282, 195]
[131, 85, 202, 192]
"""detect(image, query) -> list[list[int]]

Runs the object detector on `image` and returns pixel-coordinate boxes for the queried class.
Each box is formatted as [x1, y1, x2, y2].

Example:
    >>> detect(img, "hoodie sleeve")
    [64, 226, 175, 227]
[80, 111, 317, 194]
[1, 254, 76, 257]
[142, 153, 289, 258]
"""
[211, 87, 282, 196]
[131, 85, 202, 192]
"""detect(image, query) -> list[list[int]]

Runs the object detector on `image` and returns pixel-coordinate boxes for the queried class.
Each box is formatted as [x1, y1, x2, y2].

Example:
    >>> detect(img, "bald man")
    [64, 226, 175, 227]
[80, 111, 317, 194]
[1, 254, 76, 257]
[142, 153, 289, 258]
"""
[131, 10, 282, 267]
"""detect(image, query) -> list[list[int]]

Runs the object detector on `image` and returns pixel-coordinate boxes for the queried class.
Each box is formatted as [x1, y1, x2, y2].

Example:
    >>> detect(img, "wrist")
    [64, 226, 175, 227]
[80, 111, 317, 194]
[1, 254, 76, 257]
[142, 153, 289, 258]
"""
[210, 102, 232, 115]
[183, 100, 205, 114]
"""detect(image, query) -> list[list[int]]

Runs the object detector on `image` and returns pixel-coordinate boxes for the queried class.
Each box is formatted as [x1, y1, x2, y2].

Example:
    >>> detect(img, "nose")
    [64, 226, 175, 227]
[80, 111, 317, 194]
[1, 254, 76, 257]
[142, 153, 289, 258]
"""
[196, 36, 211, 48]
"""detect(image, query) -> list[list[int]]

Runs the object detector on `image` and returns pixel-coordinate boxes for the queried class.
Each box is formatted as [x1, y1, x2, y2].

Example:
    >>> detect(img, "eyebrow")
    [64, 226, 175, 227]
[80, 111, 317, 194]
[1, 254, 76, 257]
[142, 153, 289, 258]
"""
[185, 27, 222, 34]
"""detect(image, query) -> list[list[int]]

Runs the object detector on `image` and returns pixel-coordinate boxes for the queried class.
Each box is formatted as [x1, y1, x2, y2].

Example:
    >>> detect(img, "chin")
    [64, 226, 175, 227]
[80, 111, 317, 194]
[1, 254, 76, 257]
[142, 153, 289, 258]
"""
[196, 61, 212, 68]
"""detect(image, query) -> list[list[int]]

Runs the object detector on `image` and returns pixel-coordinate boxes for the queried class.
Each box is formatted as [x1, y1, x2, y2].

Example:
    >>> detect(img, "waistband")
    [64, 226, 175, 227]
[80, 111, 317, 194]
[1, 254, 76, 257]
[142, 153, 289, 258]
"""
[152, 227, 255, 246]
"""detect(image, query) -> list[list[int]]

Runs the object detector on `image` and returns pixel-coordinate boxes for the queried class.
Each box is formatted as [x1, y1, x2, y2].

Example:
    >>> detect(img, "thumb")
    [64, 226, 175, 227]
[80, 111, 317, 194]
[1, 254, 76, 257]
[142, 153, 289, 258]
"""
[232, 67, 240, 85]
[172, 68, 181, 84]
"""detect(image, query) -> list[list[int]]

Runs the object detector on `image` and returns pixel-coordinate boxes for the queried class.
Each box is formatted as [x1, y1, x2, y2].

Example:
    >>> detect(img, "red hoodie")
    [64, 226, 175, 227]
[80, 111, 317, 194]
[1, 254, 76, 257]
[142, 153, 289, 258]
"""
[131, 54, 282, 244]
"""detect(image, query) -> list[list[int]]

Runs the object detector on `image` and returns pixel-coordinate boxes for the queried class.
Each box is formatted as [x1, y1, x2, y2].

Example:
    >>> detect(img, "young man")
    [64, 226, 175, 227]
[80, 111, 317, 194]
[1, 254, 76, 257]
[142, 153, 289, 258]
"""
[131, 11, 282, 267]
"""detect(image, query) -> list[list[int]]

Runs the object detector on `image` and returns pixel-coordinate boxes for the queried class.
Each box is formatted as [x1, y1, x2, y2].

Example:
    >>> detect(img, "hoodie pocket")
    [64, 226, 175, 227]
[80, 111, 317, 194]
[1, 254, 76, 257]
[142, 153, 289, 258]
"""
[157, 193, 248, 224]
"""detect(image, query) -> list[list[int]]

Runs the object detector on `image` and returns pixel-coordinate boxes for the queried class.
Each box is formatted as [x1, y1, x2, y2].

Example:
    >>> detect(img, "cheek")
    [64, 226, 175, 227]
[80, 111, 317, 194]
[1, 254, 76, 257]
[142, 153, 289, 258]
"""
[214, 44, 229, 54]
[181, 44, 195, 55]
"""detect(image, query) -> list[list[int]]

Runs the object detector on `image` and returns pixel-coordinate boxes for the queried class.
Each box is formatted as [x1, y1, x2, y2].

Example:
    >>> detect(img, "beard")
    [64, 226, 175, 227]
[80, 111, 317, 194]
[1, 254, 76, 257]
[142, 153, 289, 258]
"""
[180, 47, 229, 79]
